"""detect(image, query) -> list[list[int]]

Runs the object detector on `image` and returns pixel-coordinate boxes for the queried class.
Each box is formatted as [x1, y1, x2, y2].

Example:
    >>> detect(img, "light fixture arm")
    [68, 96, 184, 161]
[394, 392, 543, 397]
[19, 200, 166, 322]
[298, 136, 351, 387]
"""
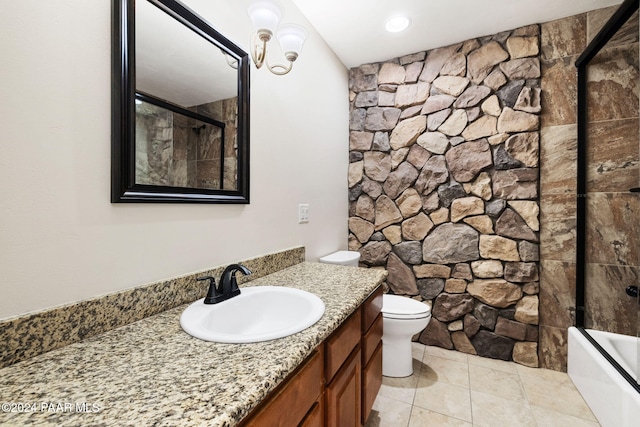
[250, 31, 272, 69]
[266, 57, 293, 75]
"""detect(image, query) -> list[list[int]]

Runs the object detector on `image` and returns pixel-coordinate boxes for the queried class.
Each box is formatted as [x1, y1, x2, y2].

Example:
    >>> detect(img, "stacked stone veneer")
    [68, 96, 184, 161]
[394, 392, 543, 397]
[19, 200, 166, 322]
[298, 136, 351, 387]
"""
[348, 25, 541, 366]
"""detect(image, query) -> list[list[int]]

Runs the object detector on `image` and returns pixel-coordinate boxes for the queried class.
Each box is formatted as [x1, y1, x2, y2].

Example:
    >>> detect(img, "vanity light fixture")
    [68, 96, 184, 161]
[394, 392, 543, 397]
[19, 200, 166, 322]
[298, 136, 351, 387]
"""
[247, 0, 308, 75]
[385, 15, 411, 33]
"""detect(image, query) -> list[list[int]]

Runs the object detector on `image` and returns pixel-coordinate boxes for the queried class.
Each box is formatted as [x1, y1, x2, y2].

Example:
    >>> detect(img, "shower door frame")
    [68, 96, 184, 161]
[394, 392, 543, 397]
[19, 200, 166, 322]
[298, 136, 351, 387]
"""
[575, 0, 639, 392]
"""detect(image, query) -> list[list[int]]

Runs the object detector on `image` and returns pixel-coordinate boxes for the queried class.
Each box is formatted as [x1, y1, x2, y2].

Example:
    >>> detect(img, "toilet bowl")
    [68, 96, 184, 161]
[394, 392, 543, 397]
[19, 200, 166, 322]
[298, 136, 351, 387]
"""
[381, 295, 431, 378]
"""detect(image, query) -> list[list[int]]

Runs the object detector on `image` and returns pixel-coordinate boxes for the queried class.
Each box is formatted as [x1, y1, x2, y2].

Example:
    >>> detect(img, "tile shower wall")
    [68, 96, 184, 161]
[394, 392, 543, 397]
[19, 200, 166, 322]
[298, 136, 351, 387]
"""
[539, 6, 639, 371]
[348, 26, 541, 366]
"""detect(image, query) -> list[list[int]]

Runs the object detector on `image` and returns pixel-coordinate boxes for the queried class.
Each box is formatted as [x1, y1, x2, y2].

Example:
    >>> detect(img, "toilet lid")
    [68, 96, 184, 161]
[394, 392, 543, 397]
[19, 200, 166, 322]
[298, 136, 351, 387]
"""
[382, 294, 431, 319]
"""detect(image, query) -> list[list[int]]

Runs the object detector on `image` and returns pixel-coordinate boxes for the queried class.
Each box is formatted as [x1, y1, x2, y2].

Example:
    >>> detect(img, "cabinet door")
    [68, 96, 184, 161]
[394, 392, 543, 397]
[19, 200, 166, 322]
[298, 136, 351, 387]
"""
[362, 342, 382, 424]
[326, 347, 361, 427]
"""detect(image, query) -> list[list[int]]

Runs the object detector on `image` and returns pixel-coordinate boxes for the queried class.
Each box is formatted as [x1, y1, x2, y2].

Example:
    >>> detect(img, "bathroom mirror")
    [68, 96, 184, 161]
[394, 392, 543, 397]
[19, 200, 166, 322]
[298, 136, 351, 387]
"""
[112, 0, 250, 203]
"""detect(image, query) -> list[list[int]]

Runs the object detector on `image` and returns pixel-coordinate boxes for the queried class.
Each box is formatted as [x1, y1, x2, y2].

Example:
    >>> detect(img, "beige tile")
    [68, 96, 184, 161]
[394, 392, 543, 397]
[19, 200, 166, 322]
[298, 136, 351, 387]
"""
[467, 353, 518, 373]
[423, 345, 469, 363]
[365, 394, 412, 427]
[421, 355, 470, 388]
[471, 390, 537, 427]
[379, 369, 420, 405]
[469, 364, 525, 402]
[408, 406, 471, 427]
[519, 367, 597, 421]
[414, 378, 472, 422]
[531, 406, 601, 427]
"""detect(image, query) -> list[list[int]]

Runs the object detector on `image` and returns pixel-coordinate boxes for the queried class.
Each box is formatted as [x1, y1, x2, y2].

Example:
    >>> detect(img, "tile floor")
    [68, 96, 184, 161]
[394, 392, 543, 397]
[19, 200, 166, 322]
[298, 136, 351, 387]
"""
[365, 343, 600, 427]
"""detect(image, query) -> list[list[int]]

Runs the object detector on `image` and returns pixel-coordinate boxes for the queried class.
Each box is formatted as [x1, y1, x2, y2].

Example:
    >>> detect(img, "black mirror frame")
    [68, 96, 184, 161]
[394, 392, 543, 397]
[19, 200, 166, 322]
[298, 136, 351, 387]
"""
[111, 0, 250, 203]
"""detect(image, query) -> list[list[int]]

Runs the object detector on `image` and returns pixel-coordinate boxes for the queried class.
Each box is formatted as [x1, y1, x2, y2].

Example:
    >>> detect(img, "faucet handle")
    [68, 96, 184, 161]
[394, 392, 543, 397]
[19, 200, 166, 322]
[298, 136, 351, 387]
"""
[197, 276, 225, 304]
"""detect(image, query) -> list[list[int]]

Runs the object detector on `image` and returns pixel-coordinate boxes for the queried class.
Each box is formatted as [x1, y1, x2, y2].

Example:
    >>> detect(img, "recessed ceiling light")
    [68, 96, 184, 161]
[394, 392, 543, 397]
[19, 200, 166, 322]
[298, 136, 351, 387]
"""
[385, 15, 411, 33]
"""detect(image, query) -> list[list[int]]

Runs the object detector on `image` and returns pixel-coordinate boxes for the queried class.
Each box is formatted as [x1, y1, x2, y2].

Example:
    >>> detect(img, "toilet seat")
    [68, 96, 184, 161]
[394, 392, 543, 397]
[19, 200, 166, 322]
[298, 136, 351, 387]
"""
[382, 295, 431, 320]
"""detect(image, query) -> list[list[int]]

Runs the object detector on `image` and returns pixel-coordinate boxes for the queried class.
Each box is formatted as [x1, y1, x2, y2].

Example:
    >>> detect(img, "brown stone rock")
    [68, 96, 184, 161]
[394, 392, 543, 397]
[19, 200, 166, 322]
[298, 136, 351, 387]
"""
[495, 317, 527, 340]
[492, 168, 538, 200]
[419, 318, 453, 349]
[427, 109, 452, 131]
[452, 263, 473, 280]
[474, 303, 499, 329]
[417, 278, 444, 299]
[355, 91, 378, 108]
[448, 320, 463, 332]
[396, 188, 422, 218]
[399, 105, 422, 119]
[515, 295, 539, 325]
[414, 264, 452, 279]
[441, 52, 467, 77]
[466, 107, 481, 122]
[417, 132, 449, 154]
[378, 63, 405, 85]
[522, 282, 539, 295]
[513, 342, 538, 367]
[505, 132, 539, 168]
[438, 109, 468, 136]
[479, 235, 520, 261]
[432, 293, 475, 322]
[464, 215, 495, 234]
[488, 133, 510, 145]
[471, 330, 514, 361]
[461, 115, 498, 141]
[348, 234, 362, 251]
[406, 144, 431, 169]
[378, 91, 395, 107]
[355, 195, 375, 222]
[497, 107, 539, 133]
[393, 241, 423, 265]
[514, 87, 542, 113]
[350, 131, 374, 150]
[506, 36, 540, 59]
[422, 192, 440, 212]
[525, 324, 539, 342]
[365, 107, 402, 131]
[420, 43, 462, 83]
[432, 76, 471, 97]
[383, 162, 419, 199]
[395, 82, 430, 108]
[415, 155, 449, 195]
[471, 260, 504, 278]
[518, 241, 539, 262]
[374, 195, 403, 230]
[467, 41, 510, 83]
[469, 172, 493, 201]
[508, 201, 539, 231]
[359, 240, 392, 266]
[405, 61, 424, 82]
[363, 151, 391, 182]
[496, 208, 538, 242]
[484, 69, 508, 90]
[362, 176, 383, 198]
[454, 85, 492, 108]
[390, 116, 427, 150]
[348, 161, 363, 188]
[464, 314, 481, 337]
[451, 331, 477, 355]
[422, 94, 456, 115]
[430, 207, 449, 225]
[391, 148, 410, 169]
[387, 253, 419, 295]
[382, 225, 402, 245]
[400, 52, 426, 65]
[423, 223, 480, 264]
[445, 139, 493, 183]
[349, 217, 374, 244]
[451, 196, 484, 222]
[402, 212, 434, 241]
[499, 58, 541, 79]
[505, 262, 539, 283]
[481, 95, 502, 117]
[445, 278, 467, 293]
[467, 279, 523, 308]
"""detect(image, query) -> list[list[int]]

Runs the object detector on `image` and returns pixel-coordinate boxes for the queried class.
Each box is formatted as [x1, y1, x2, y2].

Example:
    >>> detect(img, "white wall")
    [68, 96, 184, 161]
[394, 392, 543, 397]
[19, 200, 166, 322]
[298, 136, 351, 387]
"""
[0, 0, 349, 319]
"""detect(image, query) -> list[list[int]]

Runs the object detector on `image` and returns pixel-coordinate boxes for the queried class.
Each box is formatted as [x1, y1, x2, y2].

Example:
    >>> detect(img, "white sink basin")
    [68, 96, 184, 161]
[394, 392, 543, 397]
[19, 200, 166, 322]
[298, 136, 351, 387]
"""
[180, 286, 325, 343]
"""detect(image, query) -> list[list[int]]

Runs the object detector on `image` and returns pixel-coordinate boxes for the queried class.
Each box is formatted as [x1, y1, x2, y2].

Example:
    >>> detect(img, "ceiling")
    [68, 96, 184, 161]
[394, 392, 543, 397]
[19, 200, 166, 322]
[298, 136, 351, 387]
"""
[292, 0, 623, 69]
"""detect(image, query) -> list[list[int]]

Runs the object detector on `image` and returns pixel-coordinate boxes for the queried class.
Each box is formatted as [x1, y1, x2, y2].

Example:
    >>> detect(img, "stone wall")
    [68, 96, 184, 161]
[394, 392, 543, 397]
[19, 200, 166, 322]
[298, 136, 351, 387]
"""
[348, 26, 541, 366]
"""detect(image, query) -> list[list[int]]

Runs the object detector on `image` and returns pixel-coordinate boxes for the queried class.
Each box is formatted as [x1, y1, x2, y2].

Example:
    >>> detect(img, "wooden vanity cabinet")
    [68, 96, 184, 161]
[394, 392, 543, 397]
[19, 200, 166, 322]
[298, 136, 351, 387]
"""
[240, 285, 382, 427]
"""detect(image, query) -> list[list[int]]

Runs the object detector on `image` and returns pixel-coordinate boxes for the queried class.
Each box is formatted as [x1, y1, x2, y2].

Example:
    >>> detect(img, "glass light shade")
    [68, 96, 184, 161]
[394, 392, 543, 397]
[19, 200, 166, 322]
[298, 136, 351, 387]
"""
[247, 0, 282, 34]
[276, 23, 308, 58]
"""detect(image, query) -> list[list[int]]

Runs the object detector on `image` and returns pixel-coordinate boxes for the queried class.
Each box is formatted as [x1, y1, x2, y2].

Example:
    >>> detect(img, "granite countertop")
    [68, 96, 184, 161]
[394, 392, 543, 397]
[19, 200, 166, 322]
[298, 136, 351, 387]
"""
[0, 262, 386, 426]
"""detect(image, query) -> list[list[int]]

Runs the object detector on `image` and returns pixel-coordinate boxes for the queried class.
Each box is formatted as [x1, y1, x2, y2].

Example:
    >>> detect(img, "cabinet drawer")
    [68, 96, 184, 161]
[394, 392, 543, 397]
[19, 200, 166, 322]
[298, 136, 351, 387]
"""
[362, 313, 382, 365]
[299, 398, 323, 427]
[325, 309, 361, 383]
[242, 349, 323, 427]
[362, 342, 382, 424]
[362, 286, 383, 333]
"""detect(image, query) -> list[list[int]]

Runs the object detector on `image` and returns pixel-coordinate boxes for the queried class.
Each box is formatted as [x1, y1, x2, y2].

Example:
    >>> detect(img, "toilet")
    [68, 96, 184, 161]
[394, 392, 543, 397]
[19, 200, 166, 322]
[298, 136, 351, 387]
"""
[319, 251, 431, 378]
[381, 294, 431, 377]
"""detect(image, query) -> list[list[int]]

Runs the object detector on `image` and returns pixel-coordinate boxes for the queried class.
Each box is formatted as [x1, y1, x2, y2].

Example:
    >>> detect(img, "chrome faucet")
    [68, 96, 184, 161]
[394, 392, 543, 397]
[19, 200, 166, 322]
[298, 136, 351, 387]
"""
[197, 264, 252, 304]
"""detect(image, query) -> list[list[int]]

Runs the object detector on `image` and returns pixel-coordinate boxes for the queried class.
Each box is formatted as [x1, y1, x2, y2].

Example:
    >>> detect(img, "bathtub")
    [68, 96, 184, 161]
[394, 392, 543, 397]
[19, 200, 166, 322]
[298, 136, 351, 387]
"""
[568, 327, 640, 427]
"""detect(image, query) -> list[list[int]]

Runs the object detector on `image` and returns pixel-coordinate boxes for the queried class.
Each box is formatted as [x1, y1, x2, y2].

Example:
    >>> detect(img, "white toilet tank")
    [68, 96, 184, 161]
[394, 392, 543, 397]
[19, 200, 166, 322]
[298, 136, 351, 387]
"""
[319, 251, 360, 267]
